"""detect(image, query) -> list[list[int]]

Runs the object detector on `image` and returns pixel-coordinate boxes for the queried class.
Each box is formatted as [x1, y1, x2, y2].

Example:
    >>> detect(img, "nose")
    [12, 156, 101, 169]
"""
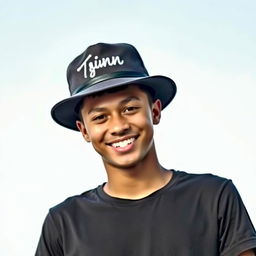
[109, 114, 130, 136]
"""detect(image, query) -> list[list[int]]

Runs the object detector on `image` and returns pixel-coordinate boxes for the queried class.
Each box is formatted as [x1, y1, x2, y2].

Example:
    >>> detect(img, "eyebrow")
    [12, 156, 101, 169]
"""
[120, 96, 140, 105]
[88, 96, 140, 115]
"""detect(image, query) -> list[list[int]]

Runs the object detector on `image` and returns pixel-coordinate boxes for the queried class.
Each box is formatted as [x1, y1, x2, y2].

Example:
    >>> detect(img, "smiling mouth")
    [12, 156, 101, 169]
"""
[111, 138, 135, 148]
[110, 137, 136, 148]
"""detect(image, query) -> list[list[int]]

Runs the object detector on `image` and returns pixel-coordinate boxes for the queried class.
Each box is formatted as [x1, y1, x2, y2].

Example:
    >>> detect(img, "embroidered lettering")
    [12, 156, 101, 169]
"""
[77, 55, 124, 78]
[77, 54, 92, 78]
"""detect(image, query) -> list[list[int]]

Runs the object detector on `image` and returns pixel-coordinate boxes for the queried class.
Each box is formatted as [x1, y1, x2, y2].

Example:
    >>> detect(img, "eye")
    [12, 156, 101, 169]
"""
[91, 114, 107, 123]
[123, 106, 139, 113]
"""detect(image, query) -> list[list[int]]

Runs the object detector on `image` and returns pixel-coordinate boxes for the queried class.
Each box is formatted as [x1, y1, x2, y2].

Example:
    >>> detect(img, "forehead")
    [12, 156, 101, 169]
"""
[80, 85, 148, 110]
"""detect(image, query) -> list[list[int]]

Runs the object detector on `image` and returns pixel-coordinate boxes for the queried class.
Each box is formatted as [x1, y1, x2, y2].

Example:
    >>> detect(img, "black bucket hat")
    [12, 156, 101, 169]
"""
[51, 43, 177, 131]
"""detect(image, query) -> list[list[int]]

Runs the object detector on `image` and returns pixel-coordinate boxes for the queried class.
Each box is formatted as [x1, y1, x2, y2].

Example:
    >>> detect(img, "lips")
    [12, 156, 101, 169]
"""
[111, 137, 135, 148]
[106, 135, 138, 149]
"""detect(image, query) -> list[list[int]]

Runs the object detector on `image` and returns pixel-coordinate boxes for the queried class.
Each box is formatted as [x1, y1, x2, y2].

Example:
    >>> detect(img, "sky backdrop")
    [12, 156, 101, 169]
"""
[0, 0, 255, 255]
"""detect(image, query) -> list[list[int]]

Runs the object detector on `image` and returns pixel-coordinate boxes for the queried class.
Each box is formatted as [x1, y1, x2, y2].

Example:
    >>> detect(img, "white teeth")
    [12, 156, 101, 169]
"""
[112, 138, 135, 148]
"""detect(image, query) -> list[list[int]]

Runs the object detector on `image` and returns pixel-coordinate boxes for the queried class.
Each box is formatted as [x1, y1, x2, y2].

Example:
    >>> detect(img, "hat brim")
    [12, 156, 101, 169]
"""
[51, 75, 177, 131]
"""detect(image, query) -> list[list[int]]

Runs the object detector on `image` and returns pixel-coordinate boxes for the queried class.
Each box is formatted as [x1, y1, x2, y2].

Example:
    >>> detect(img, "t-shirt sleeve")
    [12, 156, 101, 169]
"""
[35, 211, 63, 256]
[218, 180, 256, 256]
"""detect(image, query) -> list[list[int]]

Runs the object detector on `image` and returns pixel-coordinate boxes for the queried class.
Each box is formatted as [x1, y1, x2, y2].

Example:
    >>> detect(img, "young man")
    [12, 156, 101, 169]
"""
[36, 43, 256, 255]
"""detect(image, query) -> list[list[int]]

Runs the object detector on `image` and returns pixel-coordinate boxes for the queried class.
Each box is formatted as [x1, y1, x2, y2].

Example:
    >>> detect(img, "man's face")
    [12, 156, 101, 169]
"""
[76, 85, 161, 169]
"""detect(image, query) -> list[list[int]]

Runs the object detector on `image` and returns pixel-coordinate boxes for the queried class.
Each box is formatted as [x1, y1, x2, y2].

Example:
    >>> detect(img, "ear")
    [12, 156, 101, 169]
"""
[152, 99, 162, 124]
[76, 120, 91, 142]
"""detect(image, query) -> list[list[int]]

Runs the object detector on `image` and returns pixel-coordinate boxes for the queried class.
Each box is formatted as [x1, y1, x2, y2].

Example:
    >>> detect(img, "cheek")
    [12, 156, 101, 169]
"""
[141, 108, 154, 125]
[87, 125, 106, 143]
[133, 112, 154, 133]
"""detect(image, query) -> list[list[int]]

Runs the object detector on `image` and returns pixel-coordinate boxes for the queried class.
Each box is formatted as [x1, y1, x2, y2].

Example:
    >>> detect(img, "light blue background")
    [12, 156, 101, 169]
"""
[1, 1, 255, 254]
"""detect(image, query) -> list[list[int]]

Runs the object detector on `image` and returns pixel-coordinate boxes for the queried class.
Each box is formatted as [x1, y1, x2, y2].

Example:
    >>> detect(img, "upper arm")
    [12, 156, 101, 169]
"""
[218, 180, 256, 255]
[35, 212, 63, 256]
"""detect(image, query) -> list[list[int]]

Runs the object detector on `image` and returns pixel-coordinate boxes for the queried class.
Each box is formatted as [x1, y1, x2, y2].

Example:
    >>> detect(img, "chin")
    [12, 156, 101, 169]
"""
[104, 159, 138, 169]
[103, 153, 147, 170]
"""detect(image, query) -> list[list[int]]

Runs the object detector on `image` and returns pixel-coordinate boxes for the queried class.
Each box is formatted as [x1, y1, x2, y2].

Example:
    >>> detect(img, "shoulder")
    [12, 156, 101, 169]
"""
[174, 170, 231, 189]
[48, 185, 103, 217]
[171, 170, 237, 201]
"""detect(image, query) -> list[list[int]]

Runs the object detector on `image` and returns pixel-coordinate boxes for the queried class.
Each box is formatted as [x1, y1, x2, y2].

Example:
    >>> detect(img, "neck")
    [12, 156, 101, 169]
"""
[103, 145, 173, 199]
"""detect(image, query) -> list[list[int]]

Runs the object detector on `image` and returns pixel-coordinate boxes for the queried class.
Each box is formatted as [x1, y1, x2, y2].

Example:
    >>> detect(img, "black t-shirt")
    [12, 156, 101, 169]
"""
[35, 170, 256, 255]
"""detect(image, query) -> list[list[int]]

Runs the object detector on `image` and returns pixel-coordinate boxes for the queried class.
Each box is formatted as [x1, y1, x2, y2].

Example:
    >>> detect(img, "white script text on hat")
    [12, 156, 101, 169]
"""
[77, 54, 124, 78]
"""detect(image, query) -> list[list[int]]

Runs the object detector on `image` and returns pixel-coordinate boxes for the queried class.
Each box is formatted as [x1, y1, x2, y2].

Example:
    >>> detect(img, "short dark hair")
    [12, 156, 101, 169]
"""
[75, 84, 156, 122]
